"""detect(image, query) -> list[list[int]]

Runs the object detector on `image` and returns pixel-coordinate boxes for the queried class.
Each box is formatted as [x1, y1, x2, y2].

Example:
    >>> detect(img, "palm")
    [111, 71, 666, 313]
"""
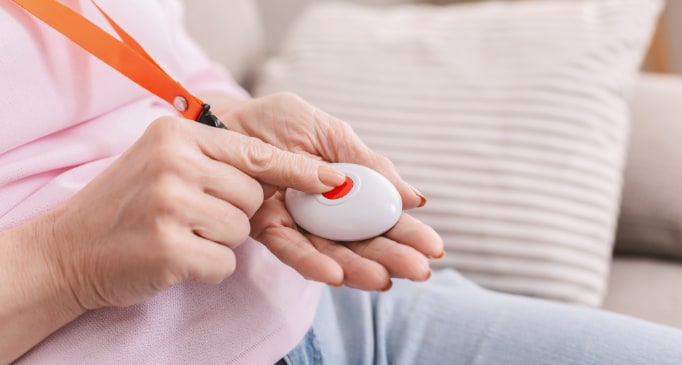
[218, 93, 443, 290]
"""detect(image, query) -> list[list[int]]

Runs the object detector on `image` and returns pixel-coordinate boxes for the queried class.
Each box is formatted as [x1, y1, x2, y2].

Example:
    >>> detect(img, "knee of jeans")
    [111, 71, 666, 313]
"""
[426, 268, 481, 291]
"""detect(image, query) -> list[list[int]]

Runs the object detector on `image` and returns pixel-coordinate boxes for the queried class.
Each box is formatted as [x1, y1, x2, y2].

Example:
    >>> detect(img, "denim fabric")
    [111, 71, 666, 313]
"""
[284, 269, 682, 365]
[278, 328, 322, 365]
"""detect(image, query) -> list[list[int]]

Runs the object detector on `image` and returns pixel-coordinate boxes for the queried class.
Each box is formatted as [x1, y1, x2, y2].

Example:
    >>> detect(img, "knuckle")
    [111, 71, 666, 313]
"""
[376, 154, 395, 170]
[273, 91, 304, 105]
[242, 137, 275, 173]
[227, 210, 251, 246]
[244, 181, 265, 218]
[201, 250, 237, 284]
[146, 116, 185, 143]
[215, 250, 238, 281]
[335, 118, 357, 137]
[328, 116, 348, 130]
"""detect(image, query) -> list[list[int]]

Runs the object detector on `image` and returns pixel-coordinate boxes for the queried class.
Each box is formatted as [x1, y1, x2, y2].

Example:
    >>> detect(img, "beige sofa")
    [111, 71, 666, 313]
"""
[184, 0, 682, 328]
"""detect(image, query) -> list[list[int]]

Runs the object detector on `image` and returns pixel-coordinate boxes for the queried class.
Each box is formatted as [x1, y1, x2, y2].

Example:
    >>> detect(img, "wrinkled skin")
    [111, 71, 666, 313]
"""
[210, 92, 444, 290]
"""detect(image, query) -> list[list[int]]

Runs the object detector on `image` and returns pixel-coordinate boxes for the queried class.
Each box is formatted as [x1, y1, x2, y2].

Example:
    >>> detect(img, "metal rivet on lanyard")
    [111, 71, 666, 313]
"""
[11, 0, 227, 129]
[173, 96, 189, 113]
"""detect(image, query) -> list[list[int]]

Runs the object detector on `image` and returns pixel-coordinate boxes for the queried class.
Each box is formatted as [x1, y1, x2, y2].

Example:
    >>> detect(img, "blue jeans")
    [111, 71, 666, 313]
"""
[280, 269, 682, 365]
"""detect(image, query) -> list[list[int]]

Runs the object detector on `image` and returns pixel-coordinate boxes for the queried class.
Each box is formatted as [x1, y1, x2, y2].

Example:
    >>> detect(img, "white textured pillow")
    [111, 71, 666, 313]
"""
[254, 0, 662, 306]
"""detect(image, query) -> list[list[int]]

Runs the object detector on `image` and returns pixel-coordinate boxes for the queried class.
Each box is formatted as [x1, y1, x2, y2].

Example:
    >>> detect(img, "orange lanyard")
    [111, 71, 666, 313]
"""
[11, 0, 226, 128]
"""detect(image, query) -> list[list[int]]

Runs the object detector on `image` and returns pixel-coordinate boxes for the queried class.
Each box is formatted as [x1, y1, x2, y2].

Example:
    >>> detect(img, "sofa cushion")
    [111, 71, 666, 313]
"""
[616, 74, 682, 260]
[253, 0, 662, 306]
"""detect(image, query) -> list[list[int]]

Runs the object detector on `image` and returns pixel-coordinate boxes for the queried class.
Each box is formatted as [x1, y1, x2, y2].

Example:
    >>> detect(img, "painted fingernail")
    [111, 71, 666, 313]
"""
[318, 165, 346, 188]
[410, 185, 427, 207]
[380, 280, 393, 292]
[427, 251, 446, 260]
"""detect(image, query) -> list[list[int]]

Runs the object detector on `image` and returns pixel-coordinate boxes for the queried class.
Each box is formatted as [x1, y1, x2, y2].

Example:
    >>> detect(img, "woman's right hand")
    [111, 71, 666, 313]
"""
[21, 116, 346, 311]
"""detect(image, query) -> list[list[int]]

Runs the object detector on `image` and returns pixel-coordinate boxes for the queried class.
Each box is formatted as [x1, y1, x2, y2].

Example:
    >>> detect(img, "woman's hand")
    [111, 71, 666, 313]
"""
[208, 93, 445, 291]
[1, 116, 345, 362]
[11, 116, 346, 310]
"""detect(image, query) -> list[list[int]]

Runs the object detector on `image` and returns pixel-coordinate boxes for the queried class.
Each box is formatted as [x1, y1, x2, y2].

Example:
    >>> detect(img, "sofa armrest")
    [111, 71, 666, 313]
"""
[604, 257, 682, 328]
[616, 73, 682, 259]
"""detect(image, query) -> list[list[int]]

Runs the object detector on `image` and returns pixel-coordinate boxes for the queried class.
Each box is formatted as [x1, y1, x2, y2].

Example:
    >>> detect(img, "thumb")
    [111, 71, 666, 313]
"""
[196, 126, 346, 193]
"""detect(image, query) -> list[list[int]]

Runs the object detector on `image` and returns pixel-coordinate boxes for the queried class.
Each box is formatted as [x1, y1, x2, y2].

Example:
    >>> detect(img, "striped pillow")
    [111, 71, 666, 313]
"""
[253, 0, 662, 306]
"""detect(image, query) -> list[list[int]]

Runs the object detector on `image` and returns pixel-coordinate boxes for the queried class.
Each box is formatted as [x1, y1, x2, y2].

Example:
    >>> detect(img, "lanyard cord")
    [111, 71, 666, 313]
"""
[11, 0, 226, 128]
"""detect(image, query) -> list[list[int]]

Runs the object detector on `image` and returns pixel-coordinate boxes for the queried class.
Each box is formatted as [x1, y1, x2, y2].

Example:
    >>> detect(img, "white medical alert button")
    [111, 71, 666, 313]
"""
[285, 163, 402, 241]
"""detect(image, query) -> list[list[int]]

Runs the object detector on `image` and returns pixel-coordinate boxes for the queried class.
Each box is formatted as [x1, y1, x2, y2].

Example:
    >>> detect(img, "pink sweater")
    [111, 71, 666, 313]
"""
[1, 1, 321, 363]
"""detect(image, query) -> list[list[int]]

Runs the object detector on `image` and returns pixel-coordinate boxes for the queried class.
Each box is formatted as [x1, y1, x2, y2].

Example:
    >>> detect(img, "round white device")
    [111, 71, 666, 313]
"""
[285, 163, 402, 242]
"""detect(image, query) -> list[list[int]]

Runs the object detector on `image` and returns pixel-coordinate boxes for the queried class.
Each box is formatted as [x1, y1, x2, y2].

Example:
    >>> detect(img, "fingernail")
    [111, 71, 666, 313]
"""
[380, 280, 393, 292]
[424, 269, 432, 281]
[330, 281, 343, 288]
[427, 251, 446, 260]
[410, 185, 427, 207]
[318, 165, 346, 188]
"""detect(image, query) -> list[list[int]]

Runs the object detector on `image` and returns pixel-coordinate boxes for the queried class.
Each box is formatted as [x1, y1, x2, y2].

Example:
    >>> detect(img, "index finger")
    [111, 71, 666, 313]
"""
[192, 124, 346, 193]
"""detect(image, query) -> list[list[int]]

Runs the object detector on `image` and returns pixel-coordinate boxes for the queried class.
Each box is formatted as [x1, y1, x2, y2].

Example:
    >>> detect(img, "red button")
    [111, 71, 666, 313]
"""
[323, 176, 354, 200]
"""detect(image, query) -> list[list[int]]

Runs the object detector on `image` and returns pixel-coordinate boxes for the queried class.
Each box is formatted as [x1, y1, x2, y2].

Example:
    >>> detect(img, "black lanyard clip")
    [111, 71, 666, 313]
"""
[197, 104, 227, 129]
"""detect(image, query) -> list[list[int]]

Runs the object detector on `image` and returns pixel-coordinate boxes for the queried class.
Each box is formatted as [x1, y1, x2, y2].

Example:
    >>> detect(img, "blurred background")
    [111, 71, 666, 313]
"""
[254, 0, 682, 74]
[647, 1, 681, 73]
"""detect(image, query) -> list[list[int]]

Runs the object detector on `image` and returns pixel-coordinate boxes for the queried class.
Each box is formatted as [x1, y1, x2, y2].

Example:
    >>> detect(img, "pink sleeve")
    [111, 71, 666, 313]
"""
[0, 0, 252, 230]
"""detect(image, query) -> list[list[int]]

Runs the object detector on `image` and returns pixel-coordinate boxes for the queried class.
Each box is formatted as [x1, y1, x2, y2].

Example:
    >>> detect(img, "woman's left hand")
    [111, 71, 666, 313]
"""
[207, 93, 444, 291]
